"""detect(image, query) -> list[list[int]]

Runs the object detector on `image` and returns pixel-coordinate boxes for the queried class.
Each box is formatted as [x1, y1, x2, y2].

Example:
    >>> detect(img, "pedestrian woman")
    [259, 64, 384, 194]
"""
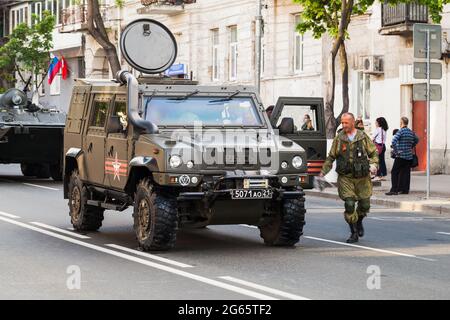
[372, 117, 388, 181]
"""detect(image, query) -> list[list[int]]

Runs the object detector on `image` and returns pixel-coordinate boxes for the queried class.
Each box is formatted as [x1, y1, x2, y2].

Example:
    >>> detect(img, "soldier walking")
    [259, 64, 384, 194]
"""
[320, 113, 379, 243]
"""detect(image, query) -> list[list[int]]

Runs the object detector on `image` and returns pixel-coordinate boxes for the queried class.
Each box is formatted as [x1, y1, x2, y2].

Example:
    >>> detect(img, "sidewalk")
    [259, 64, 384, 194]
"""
[305, 173, 450, 215]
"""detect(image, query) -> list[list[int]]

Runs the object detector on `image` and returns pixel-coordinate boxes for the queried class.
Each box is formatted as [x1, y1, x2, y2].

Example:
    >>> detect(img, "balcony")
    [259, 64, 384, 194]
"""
[59, 4, 112, 34]
[379, 3, 428, 36]
[138, 0, 196, 16]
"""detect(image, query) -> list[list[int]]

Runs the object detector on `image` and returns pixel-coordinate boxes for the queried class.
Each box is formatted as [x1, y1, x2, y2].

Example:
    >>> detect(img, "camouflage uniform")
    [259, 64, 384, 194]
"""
[321, 130, 379, 225]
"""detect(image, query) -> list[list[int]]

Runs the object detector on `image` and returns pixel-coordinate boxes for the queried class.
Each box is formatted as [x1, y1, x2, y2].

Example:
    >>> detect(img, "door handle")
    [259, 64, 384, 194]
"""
[88, 142, 93, 153]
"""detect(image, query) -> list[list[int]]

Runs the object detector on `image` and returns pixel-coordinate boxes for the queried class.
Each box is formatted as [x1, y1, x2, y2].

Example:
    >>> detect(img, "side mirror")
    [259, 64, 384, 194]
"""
[107, 115, 124, 134]
[278, 117, 295, 135]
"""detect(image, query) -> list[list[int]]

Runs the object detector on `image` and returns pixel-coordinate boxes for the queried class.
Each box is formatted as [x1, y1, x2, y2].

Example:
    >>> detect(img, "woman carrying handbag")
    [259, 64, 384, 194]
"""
[372, 117, 388, 181]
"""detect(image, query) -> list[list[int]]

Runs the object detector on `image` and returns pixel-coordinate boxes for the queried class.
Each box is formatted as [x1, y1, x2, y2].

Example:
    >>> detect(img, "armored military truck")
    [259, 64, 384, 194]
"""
[63, 19, 313, 251]
[0, 87, 66, 180]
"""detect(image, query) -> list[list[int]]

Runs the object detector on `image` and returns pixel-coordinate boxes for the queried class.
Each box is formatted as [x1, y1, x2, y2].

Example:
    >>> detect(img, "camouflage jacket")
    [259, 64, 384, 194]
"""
[321, 129, 379, 177]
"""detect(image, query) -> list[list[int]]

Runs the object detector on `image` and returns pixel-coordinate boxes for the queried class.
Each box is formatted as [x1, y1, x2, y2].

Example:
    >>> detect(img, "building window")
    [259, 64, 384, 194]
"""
[211, 29, 219, 81]
[293, 14, 304, 73]
[37, 74, 45, 96]
[10, 4, 29, 32]
[228, 25, 238, 81]
[357, 72, 371, 120]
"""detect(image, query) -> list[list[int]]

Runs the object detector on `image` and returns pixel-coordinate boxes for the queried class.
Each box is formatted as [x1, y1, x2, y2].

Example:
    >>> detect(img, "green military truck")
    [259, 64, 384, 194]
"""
[63, 19, 325, 251]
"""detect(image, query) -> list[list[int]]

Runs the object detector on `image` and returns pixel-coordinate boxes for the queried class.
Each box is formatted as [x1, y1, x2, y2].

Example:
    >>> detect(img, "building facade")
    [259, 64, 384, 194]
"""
[2, 0, 450, 173]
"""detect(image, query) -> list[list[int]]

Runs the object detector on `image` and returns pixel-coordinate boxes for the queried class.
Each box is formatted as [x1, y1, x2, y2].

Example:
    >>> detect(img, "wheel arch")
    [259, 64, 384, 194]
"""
[64, 148, 83, 198]
[125, 156, 159, 197]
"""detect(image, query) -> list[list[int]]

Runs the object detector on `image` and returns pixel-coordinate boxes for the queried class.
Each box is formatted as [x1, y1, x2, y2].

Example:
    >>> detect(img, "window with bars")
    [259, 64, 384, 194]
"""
[293, 14, 304, 73]
[228, 25, 238, 81]
[211, 29, 220, 81]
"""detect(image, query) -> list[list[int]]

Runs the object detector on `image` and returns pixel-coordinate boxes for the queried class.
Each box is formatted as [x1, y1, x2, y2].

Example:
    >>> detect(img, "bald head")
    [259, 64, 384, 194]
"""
[341, 113, 356, 134]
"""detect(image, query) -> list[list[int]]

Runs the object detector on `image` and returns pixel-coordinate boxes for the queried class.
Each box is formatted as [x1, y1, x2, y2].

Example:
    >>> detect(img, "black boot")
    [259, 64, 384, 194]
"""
[346, 223, 359, 243]
[356, 216, 365, 237]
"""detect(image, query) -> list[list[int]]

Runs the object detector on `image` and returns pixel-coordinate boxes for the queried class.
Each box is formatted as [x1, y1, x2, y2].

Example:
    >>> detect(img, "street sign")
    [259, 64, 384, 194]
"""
[413, 62, 442, 80]
[413, 24, 442, 59]
[413, 83, 442, 101]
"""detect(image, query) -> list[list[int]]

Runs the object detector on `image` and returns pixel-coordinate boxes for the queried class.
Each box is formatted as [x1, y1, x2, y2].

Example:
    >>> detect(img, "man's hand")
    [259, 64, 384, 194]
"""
[319, 172, 324, 178]
[370, 164, 377, 175]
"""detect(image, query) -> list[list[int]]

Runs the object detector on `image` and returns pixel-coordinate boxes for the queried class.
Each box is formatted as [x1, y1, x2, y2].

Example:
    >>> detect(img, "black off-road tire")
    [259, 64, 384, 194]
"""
[259, 195, 306, 246]
[68, 170, 104, 231]
[50, 163, 63, 181]
[133, 179, 178, 251]
[20, 163, 34, 177]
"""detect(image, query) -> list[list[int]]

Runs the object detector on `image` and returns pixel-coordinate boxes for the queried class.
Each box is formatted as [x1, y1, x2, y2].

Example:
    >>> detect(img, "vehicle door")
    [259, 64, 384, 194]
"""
[104, 94, 129, 190]
[83, 93, 112, 186]
[270, 97, 327, 182]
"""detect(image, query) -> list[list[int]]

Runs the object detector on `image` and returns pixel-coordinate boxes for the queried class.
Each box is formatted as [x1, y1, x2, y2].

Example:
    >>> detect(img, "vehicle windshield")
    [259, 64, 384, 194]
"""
[143, 96, 263, 127]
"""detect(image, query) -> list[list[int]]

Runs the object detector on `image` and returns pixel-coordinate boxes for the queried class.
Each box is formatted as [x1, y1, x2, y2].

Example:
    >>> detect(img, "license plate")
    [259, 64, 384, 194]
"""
[231, 189, 273, 200]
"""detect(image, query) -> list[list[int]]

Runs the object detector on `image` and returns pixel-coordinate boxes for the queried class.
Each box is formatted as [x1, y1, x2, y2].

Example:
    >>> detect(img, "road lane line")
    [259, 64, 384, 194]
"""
[303, 236, 436, 262]
[106, 244, 193, 268]
[436, 232, 450, 236]
[0, 216, 277, 300]
[31, 222, 91, 239]
[0, 211, 20, 219]
[22, 183, 59, 191]
[219, 276, 310, 300]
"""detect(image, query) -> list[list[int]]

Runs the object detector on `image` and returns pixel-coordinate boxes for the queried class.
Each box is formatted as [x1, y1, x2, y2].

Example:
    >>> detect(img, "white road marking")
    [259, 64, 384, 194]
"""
[0, 215, 277, 300]
[436, 232, 450, 236]
[303, 236, 436, 262]
[0, 211, 20, 219]
[239, 224, 258, 229]
[31, 222, 91, 239]
[219, 276, 310, 300]
[22, 183, 59, 191]
[106, 244, 193, 268]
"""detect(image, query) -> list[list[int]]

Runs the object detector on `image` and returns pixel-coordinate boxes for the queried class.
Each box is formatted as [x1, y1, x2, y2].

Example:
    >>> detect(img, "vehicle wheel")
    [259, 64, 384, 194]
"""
[50, 163, 63, 181]
[259, 195, 306, 246]
[133, 179, 178, 251]
[68, 170, 104, 231]
[34, 164, 50, 179]
[20, 163, 34, 177]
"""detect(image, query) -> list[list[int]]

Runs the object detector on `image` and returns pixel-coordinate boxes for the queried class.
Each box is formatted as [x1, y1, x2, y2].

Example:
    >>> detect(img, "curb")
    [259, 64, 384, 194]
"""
[304, 190, 450, 215]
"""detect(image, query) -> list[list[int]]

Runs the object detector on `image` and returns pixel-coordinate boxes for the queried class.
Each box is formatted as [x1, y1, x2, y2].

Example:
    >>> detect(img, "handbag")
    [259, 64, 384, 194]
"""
[411, 147, 419, 168]
[373, 130, 384, 155]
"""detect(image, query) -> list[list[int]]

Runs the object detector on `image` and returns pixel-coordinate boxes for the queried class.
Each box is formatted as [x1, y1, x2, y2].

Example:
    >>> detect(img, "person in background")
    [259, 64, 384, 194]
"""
[372, 117, 389, 181]
[265, 105, 274, 118]
[355, 116, 365, 131]
[386, 117, 419, 195]
[301, 114, 315, 131]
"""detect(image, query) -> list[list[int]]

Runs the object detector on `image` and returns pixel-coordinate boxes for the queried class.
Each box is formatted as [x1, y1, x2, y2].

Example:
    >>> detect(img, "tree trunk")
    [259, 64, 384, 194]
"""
[86, 0, 121, 76]
[337, 40, 350, 125]
[324, 37, 342, 138]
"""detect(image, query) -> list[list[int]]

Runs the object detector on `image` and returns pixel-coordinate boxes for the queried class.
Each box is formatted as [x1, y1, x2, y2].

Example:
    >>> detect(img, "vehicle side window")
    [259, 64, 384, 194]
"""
[111, 98, 128, 132]
[90, 96, 110, 128]
[276, 105, 318, 133]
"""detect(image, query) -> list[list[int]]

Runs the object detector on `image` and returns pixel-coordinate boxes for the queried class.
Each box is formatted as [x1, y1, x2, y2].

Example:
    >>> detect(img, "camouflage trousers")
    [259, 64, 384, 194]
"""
[337, 175, 372, 224]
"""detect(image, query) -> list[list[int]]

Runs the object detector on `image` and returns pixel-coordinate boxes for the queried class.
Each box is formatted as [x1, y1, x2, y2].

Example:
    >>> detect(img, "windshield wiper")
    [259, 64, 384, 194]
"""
[209, 90, 240, 103]
[169, 90, 200, 101]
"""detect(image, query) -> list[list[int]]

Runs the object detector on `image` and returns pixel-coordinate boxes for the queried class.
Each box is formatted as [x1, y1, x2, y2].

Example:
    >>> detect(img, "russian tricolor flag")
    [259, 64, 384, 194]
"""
[48, 56, 61, 85]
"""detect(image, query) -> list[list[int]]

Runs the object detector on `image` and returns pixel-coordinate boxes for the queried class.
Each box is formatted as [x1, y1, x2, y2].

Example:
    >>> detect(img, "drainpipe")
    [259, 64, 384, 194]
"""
[116, 70, 159, 134]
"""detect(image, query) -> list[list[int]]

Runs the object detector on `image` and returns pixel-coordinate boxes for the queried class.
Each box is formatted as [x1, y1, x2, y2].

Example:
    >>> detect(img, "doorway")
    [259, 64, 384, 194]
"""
[412, 100, 427, 171]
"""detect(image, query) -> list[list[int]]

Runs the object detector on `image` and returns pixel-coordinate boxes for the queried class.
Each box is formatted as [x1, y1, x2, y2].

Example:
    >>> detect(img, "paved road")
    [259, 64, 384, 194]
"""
[1, 164, 450, 300]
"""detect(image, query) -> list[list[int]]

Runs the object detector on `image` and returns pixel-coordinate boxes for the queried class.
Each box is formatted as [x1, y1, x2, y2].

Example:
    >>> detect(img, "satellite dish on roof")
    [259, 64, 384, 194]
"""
[120, 19, 178, 74]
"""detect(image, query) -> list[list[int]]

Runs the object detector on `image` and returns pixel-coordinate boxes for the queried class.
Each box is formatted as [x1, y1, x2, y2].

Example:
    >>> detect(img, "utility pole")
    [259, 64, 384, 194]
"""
[426, 29, 431, 199]
[255, 0, 262, 95]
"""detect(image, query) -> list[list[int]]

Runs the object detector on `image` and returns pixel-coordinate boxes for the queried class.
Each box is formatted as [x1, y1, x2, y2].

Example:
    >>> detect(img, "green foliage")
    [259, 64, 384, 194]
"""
[0, 11, 55, 89]
[293, 0, 449, 39]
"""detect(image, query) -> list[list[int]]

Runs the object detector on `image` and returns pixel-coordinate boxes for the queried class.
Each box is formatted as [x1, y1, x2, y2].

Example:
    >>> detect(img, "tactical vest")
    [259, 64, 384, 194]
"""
[336, 138, 370, 178]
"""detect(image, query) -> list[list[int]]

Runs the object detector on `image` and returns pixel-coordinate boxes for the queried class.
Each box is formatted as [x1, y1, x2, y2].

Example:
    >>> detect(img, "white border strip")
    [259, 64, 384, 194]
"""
[22, 183, 59, 191]
[31, 222, 91, 239]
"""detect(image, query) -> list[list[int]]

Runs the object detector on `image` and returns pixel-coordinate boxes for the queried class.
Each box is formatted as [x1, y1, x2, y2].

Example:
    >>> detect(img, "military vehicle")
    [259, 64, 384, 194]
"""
[0, 84, 66, 180]
[63, 19, 322, 251]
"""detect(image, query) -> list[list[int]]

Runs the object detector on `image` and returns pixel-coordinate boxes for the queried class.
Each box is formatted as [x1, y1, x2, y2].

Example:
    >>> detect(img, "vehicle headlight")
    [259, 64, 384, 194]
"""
[169, 155, 182, 168]
[281, 161, 288, 169]
[292, 156, 303, 169]
[12, 94, 23, 105]
[186, 161, 194, 169]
